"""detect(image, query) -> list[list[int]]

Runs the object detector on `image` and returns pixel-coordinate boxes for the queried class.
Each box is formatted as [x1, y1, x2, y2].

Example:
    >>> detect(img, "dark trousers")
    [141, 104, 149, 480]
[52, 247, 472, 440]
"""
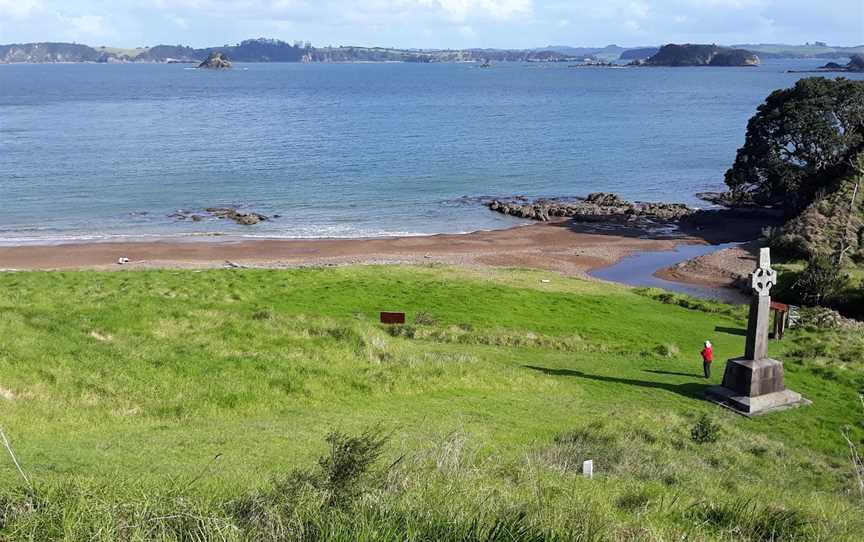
[703, 361, 712, 378]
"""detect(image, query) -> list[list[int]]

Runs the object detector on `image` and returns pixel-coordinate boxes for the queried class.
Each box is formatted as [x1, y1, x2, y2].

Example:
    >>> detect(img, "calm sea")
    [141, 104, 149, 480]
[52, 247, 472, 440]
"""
[1, 58, 860, 244]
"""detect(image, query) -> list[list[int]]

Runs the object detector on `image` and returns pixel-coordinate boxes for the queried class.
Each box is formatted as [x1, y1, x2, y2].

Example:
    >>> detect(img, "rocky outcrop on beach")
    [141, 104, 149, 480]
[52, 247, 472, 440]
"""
[198, 51, 232, 69]
[486, 193, 694, 223]
[170, 207, 269, 225]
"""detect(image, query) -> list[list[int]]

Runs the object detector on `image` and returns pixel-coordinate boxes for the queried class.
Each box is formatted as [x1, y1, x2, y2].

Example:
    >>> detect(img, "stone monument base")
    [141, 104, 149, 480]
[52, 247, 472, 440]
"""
[705, 357, 810, 416]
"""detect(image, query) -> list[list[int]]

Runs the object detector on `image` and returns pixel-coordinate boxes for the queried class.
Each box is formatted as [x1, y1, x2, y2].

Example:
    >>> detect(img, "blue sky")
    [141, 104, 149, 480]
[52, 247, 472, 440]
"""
[0, 1, 861, 49]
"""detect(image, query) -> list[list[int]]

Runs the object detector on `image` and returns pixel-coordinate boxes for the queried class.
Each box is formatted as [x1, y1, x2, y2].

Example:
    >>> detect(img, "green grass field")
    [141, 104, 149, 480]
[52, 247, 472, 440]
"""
[0, 265, 862, 540]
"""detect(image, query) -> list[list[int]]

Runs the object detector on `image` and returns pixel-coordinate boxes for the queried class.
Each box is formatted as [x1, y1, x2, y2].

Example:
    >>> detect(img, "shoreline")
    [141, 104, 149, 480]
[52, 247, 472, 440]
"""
[0, 221, 691, 276]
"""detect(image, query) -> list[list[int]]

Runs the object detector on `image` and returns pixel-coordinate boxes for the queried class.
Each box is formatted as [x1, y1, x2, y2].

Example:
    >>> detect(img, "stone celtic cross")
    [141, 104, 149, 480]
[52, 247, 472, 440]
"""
[709, 245, 808, 415]
[750, 249, 778, 297]
[745, 248, 778, 361]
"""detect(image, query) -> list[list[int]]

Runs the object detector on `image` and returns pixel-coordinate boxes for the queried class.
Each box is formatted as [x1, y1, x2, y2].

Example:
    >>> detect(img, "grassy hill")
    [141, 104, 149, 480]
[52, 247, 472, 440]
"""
[0, 265, 862, 540]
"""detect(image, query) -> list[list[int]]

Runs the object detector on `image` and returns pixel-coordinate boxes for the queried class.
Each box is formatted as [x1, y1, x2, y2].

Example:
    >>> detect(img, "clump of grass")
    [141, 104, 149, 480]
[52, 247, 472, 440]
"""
[414, 312, 437, 326]
[842, 395, 864, 502]
[691, 414, 721, 444]
[615, 490, 651, 513]
[686, 499, 814, 541]
[535, 427, 623, 473]
[634, 288, 742, 317]
[748, 446, 769, 458]
[654, 343, 680, 358]
[386, 324, 593, 353]
[252, 308, 275, 321]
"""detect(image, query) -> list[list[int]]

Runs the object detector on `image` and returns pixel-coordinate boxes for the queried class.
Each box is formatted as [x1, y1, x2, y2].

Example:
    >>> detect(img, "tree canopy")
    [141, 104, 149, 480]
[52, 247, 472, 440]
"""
[724, 77, 864, 213]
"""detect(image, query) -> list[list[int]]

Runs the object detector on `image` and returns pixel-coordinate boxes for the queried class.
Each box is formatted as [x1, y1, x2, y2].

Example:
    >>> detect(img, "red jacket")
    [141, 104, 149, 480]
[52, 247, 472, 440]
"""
[702, 346, 714, 363]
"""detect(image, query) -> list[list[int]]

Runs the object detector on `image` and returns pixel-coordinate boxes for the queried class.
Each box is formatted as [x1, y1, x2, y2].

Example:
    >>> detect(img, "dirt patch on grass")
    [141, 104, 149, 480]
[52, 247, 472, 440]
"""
[0, 386, 17, 401]
[89, 330, 113, 342]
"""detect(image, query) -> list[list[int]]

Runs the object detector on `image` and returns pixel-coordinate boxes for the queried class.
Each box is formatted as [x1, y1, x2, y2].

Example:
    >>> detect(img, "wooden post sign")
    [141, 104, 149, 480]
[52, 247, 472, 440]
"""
[380, 312, 406, 325]
[770, 301, 790, 340]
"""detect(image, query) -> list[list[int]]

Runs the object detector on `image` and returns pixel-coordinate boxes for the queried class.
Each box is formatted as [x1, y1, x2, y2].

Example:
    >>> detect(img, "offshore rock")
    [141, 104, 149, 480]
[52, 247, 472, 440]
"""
[198, 51, 232, 69]
[205, 207, 268, 225]
[170, 207, 269, 225]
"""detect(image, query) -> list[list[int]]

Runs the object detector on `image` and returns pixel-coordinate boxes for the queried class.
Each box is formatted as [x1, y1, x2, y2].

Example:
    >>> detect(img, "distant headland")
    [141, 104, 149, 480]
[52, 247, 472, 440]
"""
[1, 38, 862, 65]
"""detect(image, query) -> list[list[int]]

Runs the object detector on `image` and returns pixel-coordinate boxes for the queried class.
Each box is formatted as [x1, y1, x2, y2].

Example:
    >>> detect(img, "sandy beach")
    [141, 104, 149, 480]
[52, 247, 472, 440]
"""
[0, 221, 689, 276]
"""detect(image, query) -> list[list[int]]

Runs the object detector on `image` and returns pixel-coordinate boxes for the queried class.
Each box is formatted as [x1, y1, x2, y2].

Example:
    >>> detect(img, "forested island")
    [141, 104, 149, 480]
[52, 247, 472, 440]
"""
[636, 44, 760, 66]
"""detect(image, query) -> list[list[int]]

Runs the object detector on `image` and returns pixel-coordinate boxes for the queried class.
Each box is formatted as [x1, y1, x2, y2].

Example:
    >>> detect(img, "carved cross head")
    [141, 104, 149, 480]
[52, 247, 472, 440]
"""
[750, 248, 778, 297]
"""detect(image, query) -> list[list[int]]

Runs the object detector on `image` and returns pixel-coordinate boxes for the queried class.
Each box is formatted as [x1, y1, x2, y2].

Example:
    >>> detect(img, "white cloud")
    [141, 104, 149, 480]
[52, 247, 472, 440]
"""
[623, 19, 641, 32]
[628, 1, 650, 19]
[0, 0, 43, 19]
[166, 14, 190, 30]
[679, 0, 769, 8]
[459, 24, 477, 38]
[426, 0, 532, 21]
[148, 0, 531, 23]
[60, 14, 109, 39]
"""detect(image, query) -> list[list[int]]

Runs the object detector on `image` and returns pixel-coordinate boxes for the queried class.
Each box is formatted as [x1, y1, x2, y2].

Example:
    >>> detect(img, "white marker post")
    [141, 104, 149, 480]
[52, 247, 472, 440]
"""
[583, 460, 594, 479]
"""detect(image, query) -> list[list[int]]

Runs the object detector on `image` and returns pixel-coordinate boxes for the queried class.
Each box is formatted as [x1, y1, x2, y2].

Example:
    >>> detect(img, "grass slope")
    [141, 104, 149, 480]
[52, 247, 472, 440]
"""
[0, 265, 862, 540]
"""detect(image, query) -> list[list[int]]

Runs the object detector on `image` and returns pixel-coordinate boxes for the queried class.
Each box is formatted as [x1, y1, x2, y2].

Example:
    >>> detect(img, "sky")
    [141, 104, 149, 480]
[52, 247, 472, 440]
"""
[0, 1, 861, 49]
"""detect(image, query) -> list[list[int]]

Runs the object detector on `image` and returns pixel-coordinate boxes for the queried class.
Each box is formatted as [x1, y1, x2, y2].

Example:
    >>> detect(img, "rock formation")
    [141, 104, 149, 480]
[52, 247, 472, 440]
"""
[486, 192, 694, 223]
[819, 54, 864, 72]
[198, 51, 232, 69]
[170, 207, 269, 225]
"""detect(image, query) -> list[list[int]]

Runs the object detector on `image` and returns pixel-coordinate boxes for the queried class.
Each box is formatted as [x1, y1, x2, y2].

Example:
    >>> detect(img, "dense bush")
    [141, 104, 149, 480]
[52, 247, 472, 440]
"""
[791, 255, 850, 307]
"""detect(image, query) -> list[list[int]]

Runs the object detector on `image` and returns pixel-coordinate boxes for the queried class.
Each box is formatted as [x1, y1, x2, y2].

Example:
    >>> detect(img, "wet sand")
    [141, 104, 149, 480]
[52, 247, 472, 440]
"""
[655, 241, 760, 290]
[0, 221, 683, 276]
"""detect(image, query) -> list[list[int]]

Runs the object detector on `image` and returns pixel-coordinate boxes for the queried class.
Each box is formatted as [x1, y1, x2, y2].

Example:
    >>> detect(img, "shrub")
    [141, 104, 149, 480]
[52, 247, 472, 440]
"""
[791, 255, 849, 307]
[414, 311, 437, 326]
[318, 425, 389, 508]
[654, 343, 680, 358]
[768, 231, 811, 259]
[690, 414, 721, 444]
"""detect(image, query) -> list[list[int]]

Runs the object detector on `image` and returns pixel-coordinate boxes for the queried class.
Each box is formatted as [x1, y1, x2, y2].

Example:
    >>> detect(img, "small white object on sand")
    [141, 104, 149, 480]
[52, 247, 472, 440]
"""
[117, 257, 130, 265]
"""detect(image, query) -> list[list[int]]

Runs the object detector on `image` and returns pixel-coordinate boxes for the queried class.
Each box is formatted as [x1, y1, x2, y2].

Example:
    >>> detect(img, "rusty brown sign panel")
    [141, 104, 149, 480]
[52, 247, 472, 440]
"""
[770, 301, 790, 312]
[380, 312, 406, 325]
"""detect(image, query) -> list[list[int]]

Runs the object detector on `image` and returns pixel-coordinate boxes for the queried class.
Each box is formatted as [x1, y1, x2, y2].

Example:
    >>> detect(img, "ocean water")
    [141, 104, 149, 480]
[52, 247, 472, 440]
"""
[1, 58, 860, 244]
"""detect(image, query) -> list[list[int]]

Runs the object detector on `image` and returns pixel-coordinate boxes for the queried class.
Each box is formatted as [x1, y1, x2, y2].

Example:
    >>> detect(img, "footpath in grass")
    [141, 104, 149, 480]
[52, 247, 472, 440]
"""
[0, 265, 862, 540]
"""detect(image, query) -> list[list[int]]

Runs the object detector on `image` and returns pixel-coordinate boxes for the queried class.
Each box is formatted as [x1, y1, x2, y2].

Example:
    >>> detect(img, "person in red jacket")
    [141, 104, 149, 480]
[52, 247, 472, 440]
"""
[701, 340, 714, 378]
